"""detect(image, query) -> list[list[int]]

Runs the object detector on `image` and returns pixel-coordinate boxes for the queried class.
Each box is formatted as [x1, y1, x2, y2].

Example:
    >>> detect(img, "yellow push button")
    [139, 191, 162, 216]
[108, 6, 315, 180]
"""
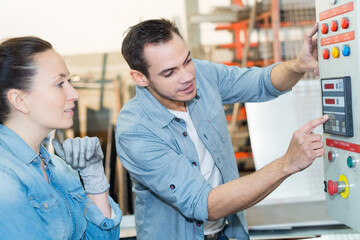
[332, 47, 340, 58]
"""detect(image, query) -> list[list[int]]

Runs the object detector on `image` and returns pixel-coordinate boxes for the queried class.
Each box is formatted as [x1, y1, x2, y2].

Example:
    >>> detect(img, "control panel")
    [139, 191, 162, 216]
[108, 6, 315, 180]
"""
[316, 0, 360, 231]
[322, 76, 353, 137]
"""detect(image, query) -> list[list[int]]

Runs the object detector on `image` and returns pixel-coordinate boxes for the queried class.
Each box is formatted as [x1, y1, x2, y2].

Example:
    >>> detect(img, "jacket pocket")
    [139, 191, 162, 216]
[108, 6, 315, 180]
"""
[207, 98, 228, 143]
[29, 194, 69, 240]
[69, 186, 87, 203]
[29, 194, 59, 213]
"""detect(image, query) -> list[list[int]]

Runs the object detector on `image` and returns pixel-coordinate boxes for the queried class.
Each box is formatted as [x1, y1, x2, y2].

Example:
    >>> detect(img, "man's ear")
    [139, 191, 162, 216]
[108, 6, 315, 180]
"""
[130, 70, 149, 87]
[6, 89, 29, 114]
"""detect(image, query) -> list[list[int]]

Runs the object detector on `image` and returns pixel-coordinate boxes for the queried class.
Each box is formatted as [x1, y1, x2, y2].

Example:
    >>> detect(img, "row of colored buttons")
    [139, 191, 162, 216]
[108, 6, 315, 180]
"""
[322, 45, 350, 59]
[328, 151, 357, 168]
[321, 18, 349, 34]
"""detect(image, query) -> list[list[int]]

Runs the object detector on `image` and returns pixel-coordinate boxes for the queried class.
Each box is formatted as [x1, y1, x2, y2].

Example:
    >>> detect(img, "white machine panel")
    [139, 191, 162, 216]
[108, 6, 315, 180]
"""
[316, 0, 360, 232]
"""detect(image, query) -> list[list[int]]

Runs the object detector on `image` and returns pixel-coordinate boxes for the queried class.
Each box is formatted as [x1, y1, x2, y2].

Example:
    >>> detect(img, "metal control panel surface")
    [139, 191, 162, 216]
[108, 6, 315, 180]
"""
[316, 0, 360, 232]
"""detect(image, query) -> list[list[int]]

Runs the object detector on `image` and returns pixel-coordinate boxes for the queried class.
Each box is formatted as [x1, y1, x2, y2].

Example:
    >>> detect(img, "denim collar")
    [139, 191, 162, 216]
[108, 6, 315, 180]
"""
[0, 124, 53, 166]
[136, 85, 200, 128]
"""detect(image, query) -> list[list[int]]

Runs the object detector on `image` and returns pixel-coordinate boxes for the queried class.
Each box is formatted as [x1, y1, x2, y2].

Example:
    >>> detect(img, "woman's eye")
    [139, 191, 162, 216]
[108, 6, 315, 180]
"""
[57, 81, 64, 87]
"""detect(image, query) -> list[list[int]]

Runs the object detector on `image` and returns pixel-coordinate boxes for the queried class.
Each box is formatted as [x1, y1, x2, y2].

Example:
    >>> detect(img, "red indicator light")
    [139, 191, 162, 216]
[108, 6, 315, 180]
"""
[324, 83, 334, 89]
[328, 151, 333, 162]
[322, 49, 330, 59]
[341, 17, 349, 29]
[325, 99, 335, 104]
[331, 20, 339, 32]
[321, 23, 329, 34]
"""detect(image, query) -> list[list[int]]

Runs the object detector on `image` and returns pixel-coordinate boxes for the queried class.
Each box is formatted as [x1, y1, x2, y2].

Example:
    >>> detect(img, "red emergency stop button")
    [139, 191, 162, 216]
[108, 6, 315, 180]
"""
[331, 20, 338, 32]
[321, 23, 329, 34]
[341, 17, 349, 29]
[327, 179, 347, 197]
[322, 49, 330, 59]
[327, 180, 338, 196]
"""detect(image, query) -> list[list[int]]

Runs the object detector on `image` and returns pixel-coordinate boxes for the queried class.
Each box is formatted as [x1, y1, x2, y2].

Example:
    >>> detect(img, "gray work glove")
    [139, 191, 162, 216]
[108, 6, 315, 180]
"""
[52, 136, 110, 195]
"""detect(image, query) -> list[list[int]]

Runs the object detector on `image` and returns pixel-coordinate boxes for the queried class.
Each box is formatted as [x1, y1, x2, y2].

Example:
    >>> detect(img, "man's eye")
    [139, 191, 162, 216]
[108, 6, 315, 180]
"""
[164, 71, 174, 78]
[57, 81, 64, 87]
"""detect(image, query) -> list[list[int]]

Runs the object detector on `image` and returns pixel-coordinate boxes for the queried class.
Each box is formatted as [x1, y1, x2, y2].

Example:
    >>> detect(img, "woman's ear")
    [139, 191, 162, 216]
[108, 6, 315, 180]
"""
[6, 89, 29, 114]
[130, 70, 149, 87]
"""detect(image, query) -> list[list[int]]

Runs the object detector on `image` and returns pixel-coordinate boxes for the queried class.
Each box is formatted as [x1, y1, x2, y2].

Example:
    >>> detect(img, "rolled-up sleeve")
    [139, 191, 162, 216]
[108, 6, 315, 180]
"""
[83, 196, 122, 239]
[117, 129, 213, 221]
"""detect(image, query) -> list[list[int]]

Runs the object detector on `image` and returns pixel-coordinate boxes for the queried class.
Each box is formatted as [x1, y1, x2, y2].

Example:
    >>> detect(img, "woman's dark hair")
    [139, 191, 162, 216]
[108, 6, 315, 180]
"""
[0, 36, 52, 124]
[121, 18, 183, 78]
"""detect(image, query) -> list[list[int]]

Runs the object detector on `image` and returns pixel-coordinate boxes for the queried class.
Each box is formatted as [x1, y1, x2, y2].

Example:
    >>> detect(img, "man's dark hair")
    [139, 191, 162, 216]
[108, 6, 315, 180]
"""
[121, 18, 183, 78]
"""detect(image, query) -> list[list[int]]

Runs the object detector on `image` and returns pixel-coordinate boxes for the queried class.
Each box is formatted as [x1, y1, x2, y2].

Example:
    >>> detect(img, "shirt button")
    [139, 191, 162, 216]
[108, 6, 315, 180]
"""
[175, 118, 180, 122]
[196, 221, 202, 227]
[170, 184, 175, 190]
[77, 194, 82, 199]
[183, 132, 188, 137]
[43, 203, 49, 209]
[192, 162, 197, 166]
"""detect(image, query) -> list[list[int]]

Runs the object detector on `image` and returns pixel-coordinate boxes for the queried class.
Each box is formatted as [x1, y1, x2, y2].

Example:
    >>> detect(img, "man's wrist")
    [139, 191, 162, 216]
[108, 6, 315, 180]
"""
[291, 59, 306, 75]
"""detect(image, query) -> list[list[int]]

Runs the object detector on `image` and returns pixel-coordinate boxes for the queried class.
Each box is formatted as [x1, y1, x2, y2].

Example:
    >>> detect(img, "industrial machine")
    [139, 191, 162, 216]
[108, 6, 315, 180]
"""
[316, 0, 360, 231]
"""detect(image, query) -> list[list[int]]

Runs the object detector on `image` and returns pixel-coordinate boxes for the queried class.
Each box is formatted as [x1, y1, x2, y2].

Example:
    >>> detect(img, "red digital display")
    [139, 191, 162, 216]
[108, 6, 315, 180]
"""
[324, 83, 335, 89]
[325, 98, 336, 104]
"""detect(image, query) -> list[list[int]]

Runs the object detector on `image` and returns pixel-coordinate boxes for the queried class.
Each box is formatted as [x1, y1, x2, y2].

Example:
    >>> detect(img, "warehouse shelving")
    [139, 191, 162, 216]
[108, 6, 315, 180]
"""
[187, 0, 317, 173]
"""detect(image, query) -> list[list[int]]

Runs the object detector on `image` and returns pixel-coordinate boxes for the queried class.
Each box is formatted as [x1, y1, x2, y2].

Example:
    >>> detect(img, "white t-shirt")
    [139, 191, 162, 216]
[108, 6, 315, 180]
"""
[168, 108, 225, 235]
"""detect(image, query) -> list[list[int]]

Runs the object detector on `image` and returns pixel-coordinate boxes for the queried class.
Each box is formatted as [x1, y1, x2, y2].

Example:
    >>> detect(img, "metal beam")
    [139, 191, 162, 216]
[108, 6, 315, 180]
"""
[185, 0, 203, 59]
[271, 0, 282, 62]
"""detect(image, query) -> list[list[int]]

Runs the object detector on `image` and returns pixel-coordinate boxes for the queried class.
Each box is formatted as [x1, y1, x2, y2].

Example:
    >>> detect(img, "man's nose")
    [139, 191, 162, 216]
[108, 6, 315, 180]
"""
[179, 68, 194, 83]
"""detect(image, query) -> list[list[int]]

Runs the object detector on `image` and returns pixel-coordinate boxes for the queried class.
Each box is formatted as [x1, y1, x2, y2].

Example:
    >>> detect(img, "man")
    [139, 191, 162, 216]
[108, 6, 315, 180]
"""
[115, 18, 328, 240]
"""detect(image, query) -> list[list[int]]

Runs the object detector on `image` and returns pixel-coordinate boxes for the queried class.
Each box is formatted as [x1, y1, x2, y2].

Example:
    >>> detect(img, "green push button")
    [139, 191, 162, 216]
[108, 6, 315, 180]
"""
[347, 156, 355, 168]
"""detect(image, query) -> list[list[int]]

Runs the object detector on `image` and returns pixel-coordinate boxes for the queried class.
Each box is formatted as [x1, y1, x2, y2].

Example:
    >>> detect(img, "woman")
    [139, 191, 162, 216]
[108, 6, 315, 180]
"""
[0, 36, 121, 239]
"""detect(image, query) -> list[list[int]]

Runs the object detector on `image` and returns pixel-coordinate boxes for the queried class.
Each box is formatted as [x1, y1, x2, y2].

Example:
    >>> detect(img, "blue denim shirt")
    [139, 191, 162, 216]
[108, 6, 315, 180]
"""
[115, 59, 284, 240]
[0, 124, 122, 240]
